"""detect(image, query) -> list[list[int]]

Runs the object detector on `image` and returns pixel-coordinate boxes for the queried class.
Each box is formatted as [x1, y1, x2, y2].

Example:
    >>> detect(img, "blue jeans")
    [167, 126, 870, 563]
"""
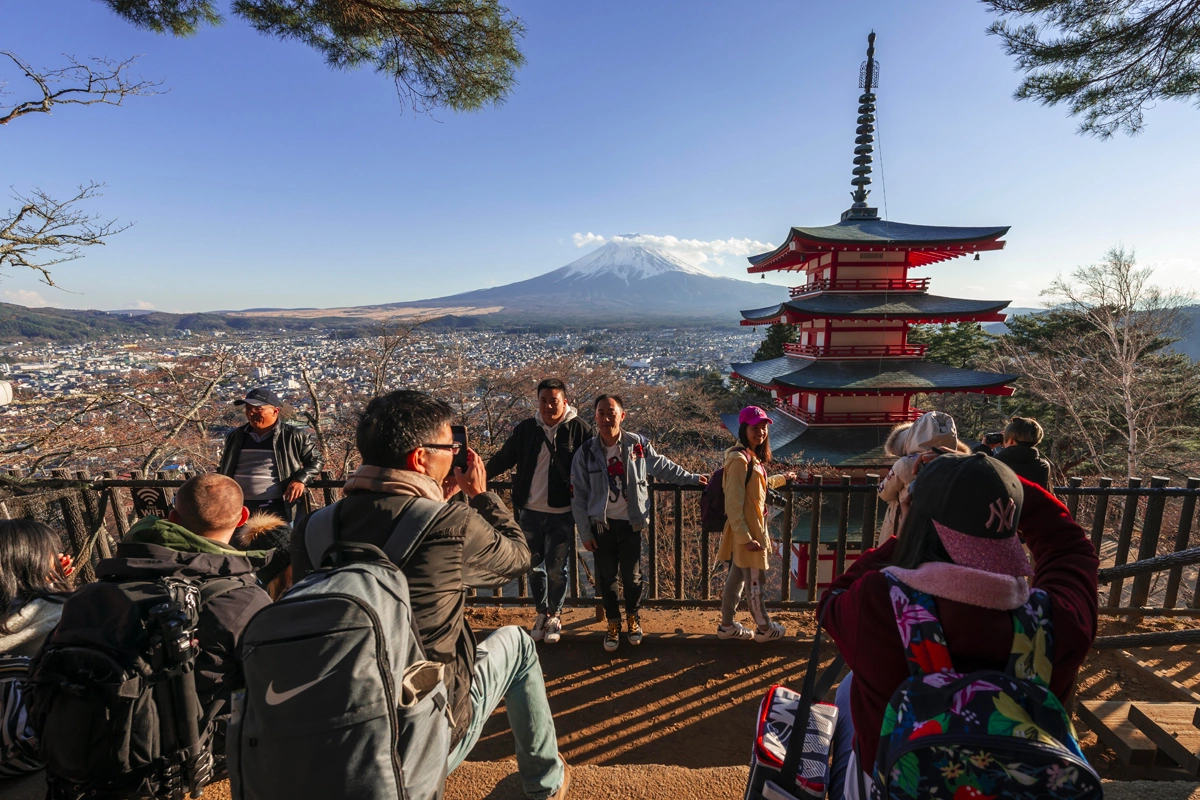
[828, 672, 859, 800]
[447, 626, 564, 799]
[521, 509, 574, 615]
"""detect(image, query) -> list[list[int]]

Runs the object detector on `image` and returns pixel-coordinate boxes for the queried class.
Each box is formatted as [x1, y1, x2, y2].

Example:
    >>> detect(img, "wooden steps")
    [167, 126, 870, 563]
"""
[1080, 700, 1200, 780]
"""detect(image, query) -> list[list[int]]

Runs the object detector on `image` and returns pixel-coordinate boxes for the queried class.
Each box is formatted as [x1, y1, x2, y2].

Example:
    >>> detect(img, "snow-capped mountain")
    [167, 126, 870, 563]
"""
[382, 238, 787, 321]
[562, 236, 720, 283]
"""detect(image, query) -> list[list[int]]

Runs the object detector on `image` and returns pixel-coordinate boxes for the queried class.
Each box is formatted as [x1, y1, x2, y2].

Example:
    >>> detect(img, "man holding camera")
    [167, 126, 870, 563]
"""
[289, 390, 570, 800]
[981, 416, 1054, 491]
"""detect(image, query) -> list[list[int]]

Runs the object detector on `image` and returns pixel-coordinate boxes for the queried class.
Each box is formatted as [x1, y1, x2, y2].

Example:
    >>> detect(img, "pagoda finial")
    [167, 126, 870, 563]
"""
[843, 31, 881, 222]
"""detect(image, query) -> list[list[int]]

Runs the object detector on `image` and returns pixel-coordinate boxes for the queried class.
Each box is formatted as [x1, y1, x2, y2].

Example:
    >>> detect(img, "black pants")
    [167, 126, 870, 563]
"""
[595, 519, 642, 621]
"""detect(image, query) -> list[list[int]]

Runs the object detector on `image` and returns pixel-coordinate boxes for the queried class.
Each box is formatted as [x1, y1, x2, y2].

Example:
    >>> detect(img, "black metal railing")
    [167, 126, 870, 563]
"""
[5, 470, 1200, 617]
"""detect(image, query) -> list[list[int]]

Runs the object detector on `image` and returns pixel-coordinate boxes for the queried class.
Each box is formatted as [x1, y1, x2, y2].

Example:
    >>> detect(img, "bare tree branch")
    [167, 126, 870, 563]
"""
[0, 51, 163, 126]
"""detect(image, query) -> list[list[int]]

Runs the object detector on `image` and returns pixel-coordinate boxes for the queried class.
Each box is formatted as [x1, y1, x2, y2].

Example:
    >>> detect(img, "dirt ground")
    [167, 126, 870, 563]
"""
[465, 606, 1200, 779]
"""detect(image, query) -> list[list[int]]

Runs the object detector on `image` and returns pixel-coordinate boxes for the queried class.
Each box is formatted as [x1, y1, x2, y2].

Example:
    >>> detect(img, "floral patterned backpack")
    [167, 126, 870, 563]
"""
[870, 574, 1102, 800]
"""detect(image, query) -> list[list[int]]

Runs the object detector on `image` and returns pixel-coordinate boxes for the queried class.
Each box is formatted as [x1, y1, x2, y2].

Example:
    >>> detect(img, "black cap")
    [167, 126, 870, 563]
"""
[909, 452, 1031, 577]
[233, 388, 283, 408]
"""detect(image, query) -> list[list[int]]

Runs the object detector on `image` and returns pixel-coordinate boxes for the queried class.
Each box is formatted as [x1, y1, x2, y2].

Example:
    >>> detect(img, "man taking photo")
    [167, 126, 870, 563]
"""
[290, 390, 569, 800]
[487, 379, 592, 645]
[218, 387, 322, 523]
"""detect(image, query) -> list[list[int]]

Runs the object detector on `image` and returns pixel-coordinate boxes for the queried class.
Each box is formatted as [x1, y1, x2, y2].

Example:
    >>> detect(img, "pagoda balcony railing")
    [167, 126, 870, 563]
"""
[784, 342, 929, 359]
[789, 277, 930, 297]
[774, 399, 925, 426]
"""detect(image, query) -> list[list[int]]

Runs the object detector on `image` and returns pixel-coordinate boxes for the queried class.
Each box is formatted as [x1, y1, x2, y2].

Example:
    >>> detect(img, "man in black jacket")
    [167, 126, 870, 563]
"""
[290, 390, 570, 800]
[99, 474, 272, 753]
[486, 379, 592, 645]
[993, 416, 1055, 491]
[217, 387, 322, 523]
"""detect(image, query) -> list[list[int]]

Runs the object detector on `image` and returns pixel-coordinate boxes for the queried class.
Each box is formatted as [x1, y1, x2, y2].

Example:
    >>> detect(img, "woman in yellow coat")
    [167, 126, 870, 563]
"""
[716, 406, 796, 642]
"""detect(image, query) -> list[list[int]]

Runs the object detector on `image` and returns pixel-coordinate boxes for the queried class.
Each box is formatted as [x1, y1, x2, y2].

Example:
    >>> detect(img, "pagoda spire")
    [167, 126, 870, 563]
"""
[843, 32, 880, 222]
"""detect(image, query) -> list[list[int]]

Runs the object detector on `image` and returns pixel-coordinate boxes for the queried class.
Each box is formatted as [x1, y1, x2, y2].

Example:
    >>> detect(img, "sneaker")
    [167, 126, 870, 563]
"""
[531, 613, 547, 642]
[547, 756, 571, 799]
[544, 616, 562, 644]
[626, 613, 643, 645]
[603, 620, 621, 652]
[754, 621, 786, 643]
[717, 621, 754, 641]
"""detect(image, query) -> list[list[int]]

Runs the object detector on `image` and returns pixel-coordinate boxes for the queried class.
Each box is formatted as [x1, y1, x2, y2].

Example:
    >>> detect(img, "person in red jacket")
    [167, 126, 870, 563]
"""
[819, 452, 1098, 800]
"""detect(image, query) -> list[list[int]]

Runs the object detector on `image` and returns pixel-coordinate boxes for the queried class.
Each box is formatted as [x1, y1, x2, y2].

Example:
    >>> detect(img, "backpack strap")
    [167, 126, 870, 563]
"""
[884, 573, 956, 678]
[381, 497, 444, 568]
[199, 577, 245, 607]
[304, 504, 339, 569]
[1007, 587, 1055, 686]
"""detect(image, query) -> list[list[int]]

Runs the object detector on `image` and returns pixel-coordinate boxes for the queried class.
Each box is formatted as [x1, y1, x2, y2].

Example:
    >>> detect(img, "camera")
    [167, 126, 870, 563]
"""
[983, 432, 1005, 446]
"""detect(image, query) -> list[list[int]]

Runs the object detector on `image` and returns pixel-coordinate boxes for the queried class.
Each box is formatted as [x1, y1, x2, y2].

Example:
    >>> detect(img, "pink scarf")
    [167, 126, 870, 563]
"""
[882, 563, 1030, 611]
[342, 465, 443, 502]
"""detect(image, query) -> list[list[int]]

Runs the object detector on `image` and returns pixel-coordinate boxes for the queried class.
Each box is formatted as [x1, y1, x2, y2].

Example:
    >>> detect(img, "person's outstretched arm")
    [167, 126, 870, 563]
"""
[642, 439, 703, 485]
[485, 423, 522, 480]
[571, 446, 595, 547]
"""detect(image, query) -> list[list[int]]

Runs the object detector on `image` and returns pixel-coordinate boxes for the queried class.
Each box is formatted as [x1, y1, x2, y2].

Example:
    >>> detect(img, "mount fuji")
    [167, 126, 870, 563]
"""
[381, 236, 787, 322]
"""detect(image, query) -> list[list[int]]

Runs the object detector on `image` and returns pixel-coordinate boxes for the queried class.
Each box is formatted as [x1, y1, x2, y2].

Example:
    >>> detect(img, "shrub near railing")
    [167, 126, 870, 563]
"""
[5, 472, 1200, 615]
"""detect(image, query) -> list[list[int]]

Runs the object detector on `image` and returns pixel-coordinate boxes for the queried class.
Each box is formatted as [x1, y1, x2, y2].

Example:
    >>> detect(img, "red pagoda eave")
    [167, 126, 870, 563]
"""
[739, 312, 1008, 326]
[747, 239, 1006, 274]
[730, 374, 1017, 398]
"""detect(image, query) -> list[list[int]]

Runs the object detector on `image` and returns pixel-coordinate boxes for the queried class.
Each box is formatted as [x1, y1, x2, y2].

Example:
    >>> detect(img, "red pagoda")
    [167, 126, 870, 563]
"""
[728, 32, 1017, 470]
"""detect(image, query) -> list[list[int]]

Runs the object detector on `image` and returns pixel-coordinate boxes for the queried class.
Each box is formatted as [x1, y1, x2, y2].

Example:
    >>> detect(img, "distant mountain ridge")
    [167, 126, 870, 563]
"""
[380, 236, 787, 319]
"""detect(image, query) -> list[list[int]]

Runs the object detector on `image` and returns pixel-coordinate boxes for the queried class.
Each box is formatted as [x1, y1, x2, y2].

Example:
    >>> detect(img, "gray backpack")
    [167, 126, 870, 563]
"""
[228, 497, 452, 800]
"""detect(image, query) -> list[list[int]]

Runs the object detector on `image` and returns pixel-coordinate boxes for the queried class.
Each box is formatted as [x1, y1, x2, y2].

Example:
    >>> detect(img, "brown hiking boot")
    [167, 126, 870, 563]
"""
[547, 756, 571, 799]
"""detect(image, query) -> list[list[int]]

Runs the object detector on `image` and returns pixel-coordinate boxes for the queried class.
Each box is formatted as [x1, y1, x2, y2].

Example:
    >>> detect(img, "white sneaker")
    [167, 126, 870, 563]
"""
[531, 613, 547, 642]
[544, 616, 562, 644]
[717, 621, 754, 641]
[753, 621, 786, 643]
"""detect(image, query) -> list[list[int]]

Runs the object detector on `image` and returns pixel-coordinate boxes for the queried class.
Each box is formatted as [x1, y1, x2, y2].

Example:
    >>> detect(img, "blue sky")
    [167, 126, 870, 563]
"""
[2, 1, 1198, 313]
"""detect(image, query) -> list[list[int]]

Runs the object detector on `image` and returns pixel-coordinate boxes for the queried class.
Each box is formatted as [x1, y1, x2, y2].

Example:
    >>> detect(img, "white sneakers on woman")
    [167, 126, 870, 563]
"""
[717, 621, 755, 640]
[753, 621, 786, 643]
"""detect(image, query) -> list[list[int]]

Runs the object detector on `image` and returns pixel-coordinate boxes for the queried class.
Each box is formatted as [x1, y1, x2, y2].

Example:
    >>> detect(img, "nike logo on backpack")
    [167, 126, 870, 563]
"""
[264, 670, 337, 705]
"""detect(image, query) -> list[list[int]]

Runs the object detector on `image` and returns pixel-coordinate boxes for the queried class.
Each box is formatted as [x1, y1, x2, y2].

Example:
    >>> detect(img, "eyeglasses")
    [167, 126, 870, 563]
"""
[421, 442, 462, 454]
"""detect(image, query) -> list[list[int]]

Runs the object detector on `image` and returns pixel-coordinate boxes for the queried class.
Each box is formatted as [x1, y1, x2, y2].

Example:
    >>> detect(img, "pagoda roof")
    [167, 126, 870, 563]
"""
[720, 411, 894, 466]
[747, 218, 1009, 273]
[732, 356, 1017, 394]
[740, 294, 1011, 324]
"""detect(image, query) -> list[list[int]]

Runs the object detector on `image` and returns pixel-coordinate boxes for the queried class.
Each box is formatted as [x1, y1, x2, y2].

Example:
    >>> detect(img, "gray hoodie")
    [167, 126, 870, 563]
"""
[0, 597, 64, 657]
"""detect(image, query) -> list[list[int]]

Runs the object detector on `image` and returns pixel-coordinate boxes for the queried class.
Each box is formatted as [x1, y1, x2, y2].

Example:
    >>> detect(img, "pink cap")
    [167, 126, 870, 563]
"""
[738, 406, 772, 426]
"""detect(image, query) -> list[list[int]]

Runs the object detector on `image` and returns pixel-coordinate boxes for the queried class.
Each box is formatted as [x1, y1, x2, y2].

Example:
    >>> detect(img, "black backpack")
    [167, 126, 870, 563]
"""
[700, 448, 752, 533]
[27, 575, 242, 800]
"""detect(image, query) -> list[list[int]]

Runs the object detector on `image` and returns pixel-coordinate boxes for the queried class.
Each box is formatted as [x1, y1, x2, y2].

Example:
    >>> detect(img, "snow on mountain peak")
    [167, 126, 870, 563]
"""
[562, 236, 721, 284]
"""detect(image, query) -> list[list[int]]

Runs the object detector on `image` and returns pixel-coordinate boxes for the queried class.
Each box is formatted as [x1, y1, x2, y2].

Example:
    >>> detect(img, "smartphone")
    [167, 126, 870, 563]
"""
[451, 425, 469, 473]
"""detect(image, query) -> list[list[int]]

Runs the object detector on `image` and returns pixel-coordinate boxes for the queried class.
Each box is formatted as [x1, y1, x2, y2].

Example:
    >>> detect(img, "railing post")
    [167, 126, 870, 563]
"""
[807, 476, 823, 603]
[647, 485, 658, 600]
[319, 470, 335, 507]
[1130, 477, 1170, 607]
[74, 470, 112, 560]
[52, 468, 95, 584]
[673, 486, 684, 601]
[835, 476, 851, 579]
[1090, 477, 1113, 554]
[780, 489, 794, 603]
[1164, 478, 1200, 609]
[518, 572, 528, 598]
[103, 470, 131, 538]
[863, 473, 880, 550]
[1065, 476, 1083, 519]
[1108, 477, 1143, 608]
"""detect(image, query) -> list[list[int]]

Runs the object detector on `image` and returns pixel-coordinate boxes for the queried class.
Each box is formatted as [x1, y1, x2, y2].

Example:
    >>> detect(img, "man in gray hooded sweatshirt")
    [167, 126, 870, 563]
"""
[487, 379, 593, 643]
